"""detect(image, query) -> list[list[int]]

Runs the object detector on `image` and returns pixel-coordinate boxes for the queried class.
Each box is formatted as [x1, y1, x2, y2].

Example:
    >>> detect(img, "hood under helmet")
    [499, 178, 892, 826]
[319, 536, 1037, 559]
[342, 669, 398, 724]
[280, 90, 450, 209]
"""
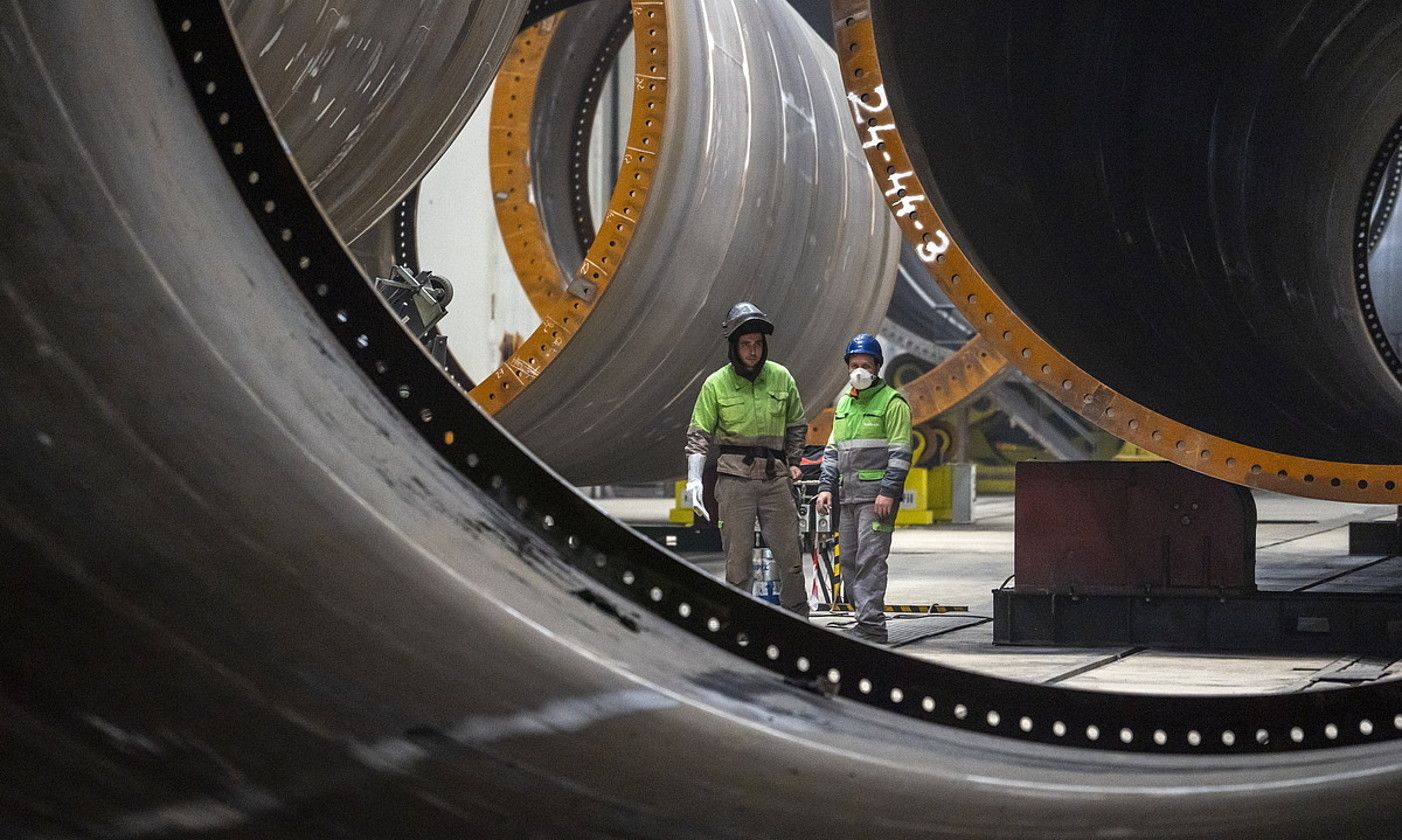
[723, 302, 774, 380]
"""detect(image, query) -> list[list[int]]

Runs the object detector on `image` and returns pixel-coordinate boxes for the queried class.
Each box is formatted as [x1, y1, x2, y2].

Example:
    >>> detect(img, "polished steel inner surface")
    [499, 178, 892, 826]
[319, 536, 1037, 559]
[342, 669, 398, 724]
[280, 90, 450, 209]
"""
[488, 0, 900, 484]
[227, 0, 529, 241]
[868, 0, 1402, 464]
[5, 1, 1402, 837]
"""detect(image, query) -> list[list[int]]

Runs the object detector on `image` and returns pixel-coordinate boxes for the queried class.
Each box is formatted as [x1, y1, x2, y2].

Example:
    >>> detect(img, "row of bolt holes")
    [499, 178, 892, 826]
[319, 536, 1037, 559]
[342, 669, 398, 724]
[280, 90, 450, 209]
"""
[187, 43, 454, 427]
[322, 332, 1376, 756]
[186, 29, 604, 487]
[1357, 136, 1399, 372]
[185, 35, 516, 448]
[321, 303, 1402, 753]
[297, 290, 1402, 755]
[281, 93, 1401, 754]
[433, 360, 1402, 755]
[321, 255, 1402, 754]
[185, 19, 1400, 754]
[617, 560, 1400, 750]
[492, 32, 666, 392]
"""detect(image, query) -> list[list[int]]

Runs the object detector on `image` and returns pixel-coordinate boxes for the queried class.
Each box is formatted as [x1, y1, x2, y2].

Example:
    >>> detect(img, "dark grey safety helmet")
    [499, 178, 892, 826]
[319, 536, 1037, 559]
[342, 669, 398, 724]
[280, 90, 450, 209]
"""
[722, 301, 774, 339]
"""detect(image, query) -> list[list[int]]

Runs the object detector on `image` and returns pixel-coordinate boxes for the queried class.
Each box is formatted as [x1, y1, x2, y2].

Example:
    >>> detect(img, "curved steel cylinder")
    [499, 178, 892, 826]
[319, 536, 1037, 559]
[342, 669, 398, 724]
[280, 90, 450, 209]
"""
[227, 0, 529, 241]
[474, 0, 901, 485]
[7, 2, 1402, 838]
[835, 0, 1402, 503]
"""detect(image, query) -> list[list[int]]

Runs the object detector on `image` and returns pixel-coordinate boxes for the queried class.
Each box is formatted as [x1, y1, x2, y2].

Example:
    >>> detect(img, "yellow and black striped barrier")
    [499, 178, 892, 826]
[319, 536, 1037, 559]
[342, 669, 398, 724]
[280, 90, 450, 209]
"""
[813, 603, 968, 614]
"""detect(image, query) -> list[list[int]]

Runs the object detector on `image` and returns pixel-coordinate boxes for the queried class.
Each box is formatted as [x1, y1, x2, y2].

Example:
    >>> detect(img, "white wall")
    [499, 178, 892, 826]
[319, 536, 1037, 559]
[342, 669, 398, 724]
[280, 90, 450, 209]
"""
[417, 37, 633, 386]
[416, 81, 540, 384]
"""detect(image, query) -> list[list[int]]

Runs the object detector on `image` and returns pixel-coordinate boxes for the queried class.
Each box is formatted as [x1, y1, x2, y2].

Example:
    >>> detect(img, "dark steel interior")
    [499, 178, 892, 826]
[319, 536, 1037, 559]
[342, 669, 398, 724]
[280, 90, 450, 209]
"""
[871, 0, 1402, 462]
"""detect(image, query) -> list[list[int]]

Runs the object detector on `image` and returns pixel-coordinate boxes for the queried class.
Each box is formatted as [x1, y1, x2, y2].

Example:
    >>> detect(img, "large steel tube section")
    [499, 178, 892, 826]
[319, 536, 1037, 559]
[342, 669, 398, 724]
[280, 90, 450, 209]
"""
[835, 0, 1402, 502]
[8, 1, 1402, 836]
[479, 0, 900, 485]
[226, 0, 529, 241]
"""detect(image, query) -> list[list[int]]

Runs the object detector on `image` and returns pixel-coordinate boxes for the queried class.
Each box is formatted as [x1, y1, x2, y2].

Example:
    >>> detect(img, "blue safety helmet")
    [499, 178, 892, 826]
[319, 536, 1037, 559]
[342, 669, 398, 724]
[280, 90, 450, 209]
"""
[843, 333, 884, 369]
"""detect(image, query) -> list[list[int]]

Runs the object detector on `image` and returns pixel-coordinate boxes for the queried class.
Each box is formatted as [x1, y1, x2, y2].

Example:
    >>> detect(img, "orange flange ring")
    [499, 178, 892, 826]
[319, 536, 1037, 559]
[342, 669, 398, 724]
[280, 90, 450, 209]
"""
[471, 1, 668, 413]
[899, 335, 1006, 428]
[485, 15, 562, 318]
[833, 0, 1402, 504]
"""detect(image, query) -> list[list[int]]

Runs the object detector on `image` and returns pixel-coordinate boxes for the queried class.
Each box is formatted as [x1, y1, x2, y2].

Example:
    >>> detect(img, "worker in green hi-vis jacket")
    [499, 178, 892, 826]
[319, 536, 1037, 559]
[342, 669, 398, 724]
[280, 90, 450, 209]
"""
[684, 302, 809, 615]
[815, 334, 912, 643]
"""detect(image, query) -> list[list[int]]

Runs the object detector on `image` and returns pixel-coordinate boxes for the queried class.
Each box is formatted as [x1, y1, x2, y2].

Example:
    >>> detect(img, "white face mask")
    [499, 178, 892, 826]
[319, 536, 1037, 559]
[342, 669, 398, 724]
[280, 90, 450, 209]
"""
[849, 367, 876, 390]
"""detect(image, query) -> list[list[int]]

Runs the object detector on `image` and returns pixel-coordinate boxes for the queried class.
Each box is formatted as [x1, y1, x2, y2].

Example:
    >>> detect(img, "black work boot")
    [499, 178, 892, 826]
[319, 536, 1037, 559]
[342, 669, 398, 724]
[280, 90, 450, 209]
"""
[852, 623, 888, 644]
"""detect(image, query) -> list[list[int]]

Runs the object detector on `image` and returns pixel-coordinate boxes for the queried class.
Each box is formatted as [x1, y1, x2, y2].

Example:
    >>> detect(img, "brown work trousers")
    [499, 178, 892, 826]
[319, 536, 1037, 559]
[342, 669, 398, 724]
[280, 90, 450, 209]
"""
[715, 473, 807, 614]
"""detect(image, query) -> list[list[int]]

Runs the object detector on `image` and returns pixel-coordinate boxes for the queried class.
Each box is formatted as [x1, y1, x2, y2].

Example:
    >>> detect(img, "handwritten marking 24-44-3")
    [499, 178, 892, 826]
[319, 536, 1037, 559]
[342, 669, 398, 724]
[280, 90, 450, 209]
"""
[846, 84, 950, 264]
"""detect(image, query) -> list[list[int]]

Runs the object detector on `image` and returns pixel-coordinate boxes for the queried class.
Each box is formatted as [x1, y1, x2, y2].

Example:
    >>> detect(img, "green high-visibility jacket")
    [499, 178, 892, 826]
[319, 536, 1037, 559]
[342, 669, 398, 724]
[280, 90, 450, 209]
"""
[818, 380, 912, 504]
[686, 361, 806, 479]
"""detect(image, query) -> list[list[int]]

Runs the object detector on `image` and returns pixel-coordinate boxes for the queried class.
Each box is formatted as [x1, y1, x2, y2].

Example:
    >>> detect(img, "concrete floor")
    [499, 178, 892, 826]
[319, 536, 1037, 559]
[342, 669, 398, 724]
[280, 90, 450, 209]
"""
[597, 491, 1402, 696]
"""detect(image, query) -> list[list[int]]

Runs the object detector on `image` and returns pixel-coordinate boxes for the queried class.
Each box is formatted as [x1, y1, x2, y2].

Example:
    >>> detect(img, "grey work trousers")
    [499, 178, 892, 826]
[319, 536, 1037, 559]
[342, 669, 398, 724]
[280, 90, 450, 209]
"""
[839, 501, 894, 634]
[715, 473, 807, 614]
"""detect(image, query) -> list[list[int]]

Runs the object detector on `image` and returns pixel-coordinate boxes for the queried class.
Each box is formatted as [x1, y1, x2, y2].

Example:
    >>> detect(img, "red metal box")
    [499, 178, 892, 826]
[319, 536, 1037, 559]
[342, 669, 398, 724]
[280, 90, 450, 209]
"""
[1014, 461, 1256, 593]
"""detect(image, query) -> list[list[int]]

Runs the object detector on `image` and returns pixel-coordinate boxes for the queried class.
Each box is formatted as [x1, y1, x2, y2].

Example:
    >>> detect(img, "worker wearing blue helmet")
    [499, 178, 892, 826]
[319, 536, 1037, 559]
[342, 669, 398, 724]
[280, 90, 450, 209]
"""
[815, 334, 912, 643]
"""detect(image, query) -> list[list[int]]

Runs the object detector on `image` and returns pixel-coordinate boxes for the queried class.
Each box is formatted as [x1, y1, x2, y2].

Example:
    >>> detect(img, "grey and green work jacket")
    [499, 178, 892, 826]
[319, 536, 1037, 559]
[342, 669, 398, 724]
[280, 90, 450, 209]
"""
[817, 380, 913, 504]
[686, 361, 806, 480]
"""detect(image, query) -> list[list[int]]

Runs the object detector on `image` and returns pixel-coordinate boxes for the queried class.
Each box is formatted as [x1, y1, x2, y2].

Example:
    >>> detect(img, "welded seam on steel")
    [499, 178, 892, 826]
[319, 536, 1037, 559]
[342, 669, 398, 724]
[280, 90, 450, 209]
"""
[154, 0, 1402, 757]
[471, 1, 663, 413]
[833, 1, 1402, 504]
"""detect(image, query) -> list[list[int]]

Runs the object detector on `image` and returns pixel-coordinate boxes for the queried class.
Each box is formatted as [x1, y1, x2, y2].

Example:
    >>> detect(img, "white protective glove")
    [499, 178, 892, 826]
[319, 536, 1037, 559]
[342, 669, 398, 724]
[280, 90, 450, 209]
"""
[683, 453, 710, 522]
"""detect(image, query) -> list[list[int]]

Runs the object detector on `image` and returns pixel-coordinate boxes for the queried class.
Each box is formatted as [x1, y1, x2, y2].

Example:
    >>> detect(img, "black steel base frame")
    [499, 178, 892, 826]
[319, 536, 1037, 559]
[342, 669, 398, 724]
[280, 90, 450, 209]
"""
[995, 588, 1402, 656]
[1350, 520, 1402, 555]
[632, 524, 722, 553]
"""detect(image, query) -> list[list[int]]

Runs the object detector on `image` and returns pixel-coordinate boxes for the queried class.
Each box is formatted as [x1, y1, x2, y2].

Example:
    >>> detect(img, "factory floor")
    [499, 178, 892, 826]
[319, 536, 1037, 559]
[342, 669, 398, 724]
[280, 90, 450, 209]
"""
[596, 491, 1402, 696]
